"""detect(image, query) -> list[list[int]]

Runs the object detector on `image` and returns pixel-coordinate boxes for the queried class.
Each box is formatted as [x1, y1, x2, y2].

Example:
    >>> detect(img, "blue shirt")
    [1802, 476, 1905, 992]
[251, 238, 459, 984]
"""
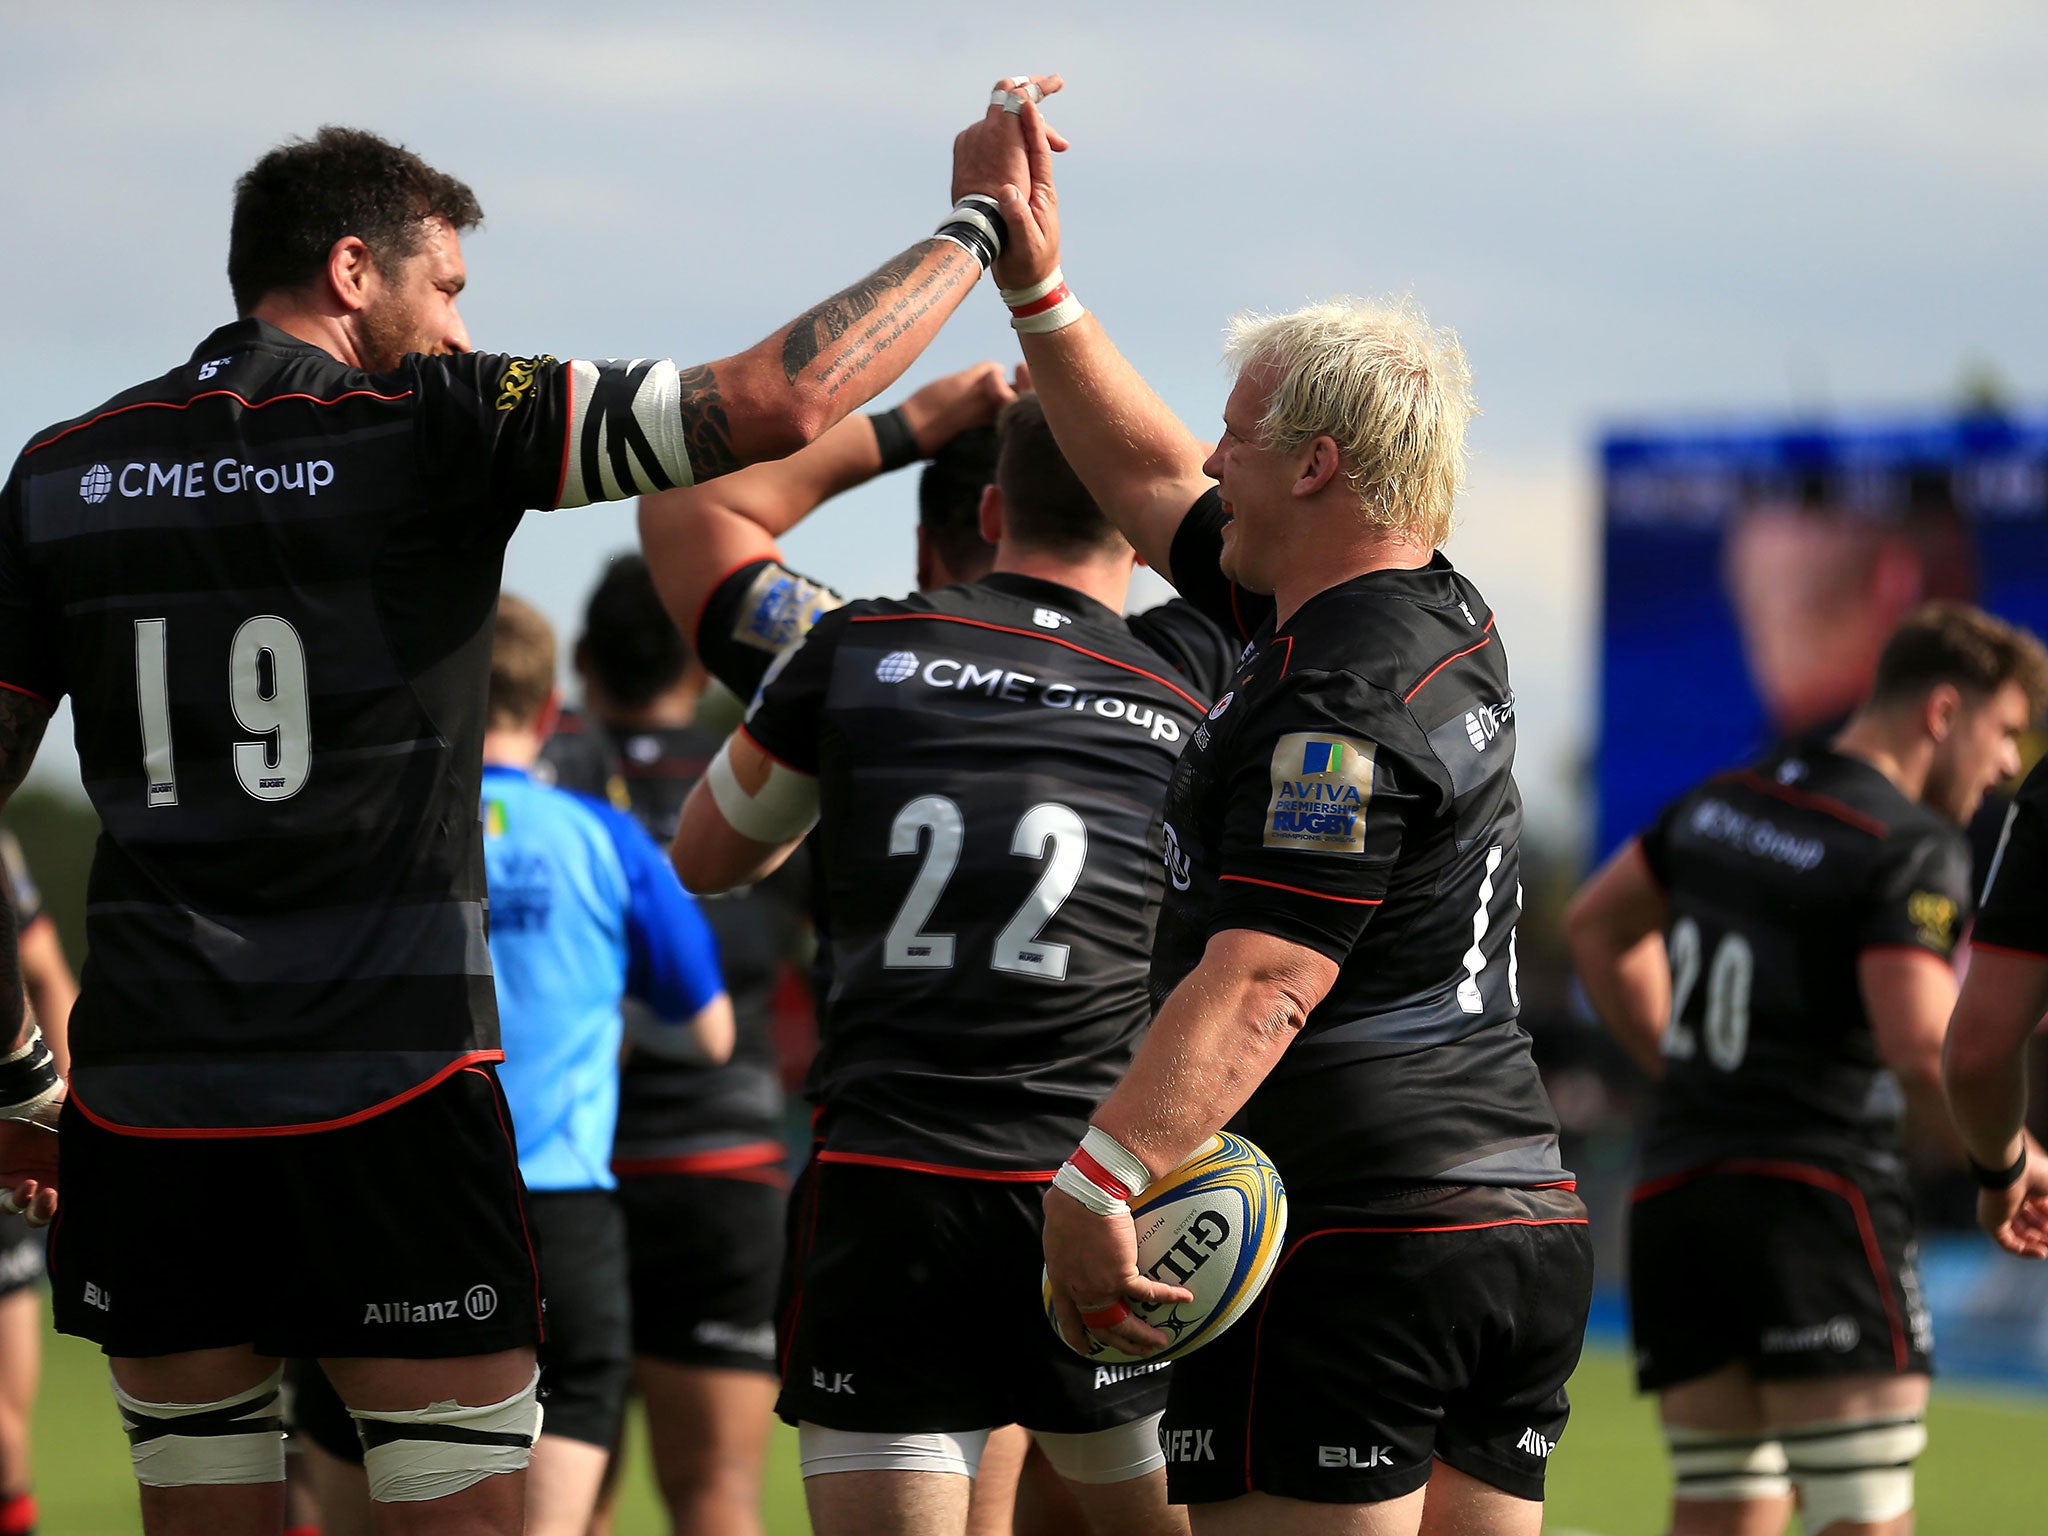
[482, 764, 724, 1190]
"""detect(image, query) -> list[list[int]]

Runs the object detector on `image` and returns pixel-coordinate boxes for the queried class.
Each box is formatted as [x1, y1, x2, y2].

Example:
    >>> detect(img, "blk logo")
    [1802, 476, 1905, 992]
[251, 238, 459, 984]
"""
[1319, 1445, 1397, 1469]
[812, 1368, 856, 1395]
[83, 1282, 111, 1313]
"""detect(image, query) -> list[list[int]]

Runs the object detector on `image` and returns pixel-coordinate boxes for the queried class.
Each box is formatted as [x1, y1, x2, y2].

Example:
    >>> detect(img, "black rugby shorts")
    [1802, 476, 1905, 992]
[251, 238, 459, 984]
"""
[1162, 1186, 1593, 1506]
[1629, 1159, 1932, 1393]
[618, 1169, 784, 1373]
[526, 1189, 631, 1447]
[776, 1159, 1171, 1435]
[50, 1065, 541, 1360]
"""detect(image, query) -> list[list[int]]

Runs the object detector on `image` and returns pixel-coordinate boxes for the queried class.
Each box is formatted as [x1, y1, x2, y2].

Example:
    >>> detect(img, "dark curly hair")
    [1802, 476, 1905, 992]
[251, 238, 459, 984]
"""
[579, 553, 690, 710]
[228, 126, 483, 314]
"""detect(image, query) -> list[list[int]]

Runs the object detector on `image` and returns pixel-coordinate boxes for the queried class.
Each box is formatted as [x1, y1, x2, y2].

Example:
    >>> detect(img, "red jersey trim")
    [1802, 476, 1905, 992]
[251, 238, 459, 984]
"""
[1219, 874, 1383, 906]
[67, 1049, 504, 1139]
[815, 1150, 1059, 1182]
[611, 1141, 787, 1178]
[0, 680, 53, 710]
[26, 387, 416, 456]
[553, 365, 575, 510]
[1630, 1158, 1908, 1372]
[464, 1066, 546, 1343]
[847, 612, 1210, 716]
[1723, 772, 1890, 839]
[1402, 617, 1497, 703]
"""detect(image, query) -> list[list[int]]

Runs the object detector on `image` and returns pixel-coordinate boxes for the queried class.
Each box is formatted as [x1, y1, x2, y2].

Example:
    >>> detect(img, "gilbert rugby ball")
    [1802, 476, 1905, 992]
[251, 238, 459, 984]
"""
[1044, 1131, 1287, 1365]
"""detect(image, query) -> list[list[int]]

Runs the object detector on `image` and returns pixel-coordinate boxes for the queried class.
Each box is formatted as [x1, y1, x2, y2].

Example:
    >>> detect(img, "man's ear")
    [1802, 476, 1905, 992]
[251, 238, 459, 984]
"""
[1293, 436, 1344, 499]
[1925, 682, 1962, 745]
[325, 235, 377, 314]
[978, 483, 1006, 546]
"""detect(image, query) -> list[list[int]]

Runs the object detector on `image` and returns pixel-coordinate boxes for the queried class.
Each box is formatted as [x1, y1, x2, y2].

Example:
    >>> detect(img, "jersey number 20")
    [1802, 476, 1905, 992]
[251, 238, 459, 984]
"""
[134, 616, 311, 806]
[1664, 915, 1753, 1071]
[884, 796, 1088, 980]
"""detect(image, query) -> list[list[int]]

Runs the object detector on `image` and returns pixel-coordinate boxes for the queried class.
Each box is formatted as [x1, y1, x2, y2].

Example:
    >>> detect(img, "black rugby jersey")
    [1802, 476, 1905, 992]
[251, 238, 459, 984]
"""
[0, 320, 700, 1133]
[541, 710, 802, 1165]
[1636, 746, 1973, 1180]
[740, 570, 1232, 1172]
[1156, 491, 1568, 1198]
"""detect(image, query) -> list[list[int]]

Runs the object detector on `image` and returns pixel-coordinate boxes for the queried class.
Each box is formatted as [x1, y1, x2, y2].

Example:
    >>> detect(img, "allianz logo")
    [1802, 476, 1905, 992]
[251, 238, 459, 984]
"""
[872, 650, 1184, 743]
[79, 456, 337, 504]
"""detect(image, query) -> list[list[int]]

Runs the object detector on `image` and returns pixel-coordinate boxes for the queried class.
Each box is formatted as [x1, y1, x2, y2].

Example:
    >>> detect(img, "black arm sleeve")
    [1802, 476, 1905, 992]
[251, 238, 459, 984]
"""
[1165, 488, 1276, 644]
[1973, 760, 2048, 957]
[0, 466, 61, 706]
[694, 559, 847, 703]
[1126, 597, 1238, 701]
[1860, 822, 1973, 959]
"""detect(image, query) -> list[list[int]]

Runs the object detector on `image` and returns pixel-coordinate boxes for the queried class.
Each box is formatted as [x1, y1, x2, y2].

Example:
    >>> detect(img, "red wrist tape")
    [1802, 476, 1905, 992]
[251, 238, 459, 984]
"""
[1007, 283, 1072, 320]
[1081, 1301, 1132, 1329]
[1069, 1146, 1134, 1202]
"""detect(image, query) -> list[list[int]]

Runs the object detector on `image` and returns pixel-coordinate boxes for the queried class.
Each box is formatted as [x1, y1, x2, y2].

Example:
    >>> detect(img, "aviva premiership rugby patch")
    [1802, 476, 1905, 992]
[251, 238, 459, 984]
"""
[732, 563, 842, 655]
[1265, 733, 1374, 852]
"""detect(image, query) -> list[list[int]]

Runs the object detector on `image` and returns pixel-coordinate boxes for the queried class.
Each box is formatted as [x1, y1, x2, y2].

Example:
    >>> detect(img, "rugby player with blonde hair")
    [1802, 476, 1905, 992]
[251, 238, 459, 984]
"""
[993, 106, 1592, 1536]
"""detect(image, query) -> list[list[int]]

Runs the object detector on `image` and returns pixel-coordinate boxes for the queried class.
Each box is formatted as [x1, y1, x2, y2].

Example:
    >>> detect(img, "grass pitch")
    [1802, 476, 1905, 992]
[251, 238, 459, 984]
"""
[31, 1319, 2048, 1533]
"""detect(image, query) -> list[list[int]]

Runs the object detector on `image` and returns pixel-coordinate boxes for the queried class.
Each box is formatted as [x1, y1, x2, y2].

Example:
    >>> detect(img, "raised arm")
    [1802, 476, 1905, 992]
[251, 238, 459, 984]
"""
[985, 100, 1214, 582]
[671, 77, 1065, 482]
[639, 361, 1018, 643]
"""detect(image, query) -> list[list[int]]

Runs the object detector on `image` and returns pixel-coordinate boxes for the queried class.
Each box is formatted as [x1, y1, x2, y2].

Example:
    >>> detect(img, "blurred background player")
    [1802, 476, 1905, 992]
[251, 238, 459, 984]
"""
[664, 380, 1232, 1536]
[290, 595, 732, 1536]
[0, 832, 72, 1536]
[1567, 602, 2048, 1536]
[541, 554, 810, 1536]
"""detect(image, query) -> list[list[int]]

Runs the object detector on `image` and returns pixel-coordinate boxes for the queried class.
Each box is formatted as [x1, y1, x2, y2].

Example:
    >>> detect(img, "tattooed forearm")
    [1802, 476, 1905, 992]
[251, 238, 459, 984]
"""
[0, 691, 49, 808]
[676, 363, 742, 483]
[781, 247, 933, 385]
[816, 253, 975, 401]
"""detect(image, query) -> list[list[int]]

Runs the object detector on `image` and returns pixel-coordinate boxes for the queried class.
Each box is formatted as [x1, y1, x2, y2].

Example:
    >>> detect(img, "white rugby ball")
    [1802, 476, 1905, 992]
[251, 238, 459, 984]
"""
[1044, 1131, 1287, 1365]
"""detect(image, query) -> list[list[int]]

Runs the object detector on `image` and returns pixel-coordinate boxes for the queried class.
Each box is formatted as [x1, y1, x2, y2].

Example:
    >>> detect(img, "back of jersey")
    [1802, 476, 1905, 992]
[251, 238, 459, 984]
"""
[741, 573, 1214, 1172]
[1638, 747, 1972, 1178]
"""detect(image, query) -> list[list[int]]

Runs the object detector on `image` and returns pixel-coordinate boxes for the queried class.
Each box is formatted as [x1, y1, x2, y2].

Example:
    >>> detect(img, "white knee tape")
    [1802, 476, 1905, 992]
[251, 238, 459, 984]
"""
[351, 1367, 542, 1504]
[1782, 1416, 1925, 1528]
[1032, 1411, 1167, 1485]
[1665, 1425, 1790, 1501]
[113, 1368, 287, 1488]
[797, 1422, 989, 1479]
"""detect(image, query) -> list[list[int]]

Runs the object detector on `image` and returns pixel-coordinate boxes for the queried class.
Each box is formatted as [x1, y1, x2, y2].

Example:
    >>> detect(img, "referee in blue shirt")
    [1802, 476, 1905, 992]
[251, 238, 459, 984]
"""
[481, 593, 730, 1536]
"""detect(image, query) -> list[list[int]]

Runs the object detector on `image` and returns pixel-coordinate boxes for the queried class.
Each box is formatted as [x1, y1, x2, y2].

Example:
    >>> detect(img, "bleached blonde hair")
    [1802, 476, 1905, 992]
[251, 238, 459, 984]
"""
[1223, 297, 1476, 549]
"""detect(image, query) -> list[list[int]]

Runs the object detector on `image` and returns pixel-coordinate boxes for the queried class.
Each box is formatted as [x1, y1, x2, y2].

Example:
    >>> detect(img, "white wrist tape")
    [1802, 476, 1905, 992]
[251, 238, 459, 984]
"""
[0, 1023, 63, 1125]
[1081, 1126, 1152, 1195]
[1053, 1160, 1128, 1218]
[704, 736, 820, 844]
[999, 266, 1085, 335]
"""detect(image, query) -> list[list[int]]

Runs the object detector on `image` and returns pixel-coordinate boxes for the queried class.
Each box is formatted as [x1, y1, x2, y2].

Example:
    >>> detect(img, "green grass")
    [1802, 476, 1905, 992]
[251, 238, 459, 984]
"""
[32, 1318, 2048, 1533]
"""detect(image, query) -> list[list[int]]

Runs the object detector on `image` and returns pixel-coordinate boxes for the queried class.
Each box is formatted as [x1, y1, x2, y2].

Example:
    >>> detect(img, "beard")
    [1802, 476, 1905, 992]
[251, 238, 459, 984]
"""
[356, 290, 429, 375]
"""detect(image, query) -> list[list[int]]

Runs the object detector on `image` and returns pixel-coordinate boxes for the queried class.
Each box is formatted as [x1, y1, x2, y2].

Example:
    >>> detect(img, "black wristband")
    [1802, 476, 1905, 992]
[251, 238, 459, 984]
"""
[1968, 1143, 2028, 1190]
[955, 193, 1011, 256]
[868, 408, 921, 472]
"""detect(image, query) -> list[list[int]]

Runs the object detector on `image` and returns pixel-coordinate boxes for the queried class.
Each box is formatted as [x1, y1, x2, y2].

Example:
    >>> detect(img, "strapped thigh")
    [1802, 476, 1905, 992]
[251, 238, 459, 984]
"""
[1665, 1424, 1790, 1502]
[349, 1366, 542, 1504]
[1779, 1414, 1925, 1529]
[113, 1367, 287, 1487]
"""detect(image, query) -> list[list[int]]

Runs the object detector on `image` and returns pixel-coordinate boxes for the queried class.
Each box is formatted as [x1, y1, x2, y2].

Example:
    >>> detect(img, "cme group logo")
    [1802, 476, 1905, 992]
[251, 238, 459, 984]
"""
[463, 1284, 498, 1321]
[875, 650, 918, 684]
[80, 464, 113, 504]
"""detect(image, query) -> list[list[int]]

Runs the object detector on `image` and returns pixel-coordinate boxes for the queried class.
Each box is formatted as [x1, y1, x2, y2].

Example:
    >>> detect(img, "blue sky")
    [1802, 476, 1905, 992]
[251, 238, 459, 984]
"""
[7, 2, 2046, 840]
